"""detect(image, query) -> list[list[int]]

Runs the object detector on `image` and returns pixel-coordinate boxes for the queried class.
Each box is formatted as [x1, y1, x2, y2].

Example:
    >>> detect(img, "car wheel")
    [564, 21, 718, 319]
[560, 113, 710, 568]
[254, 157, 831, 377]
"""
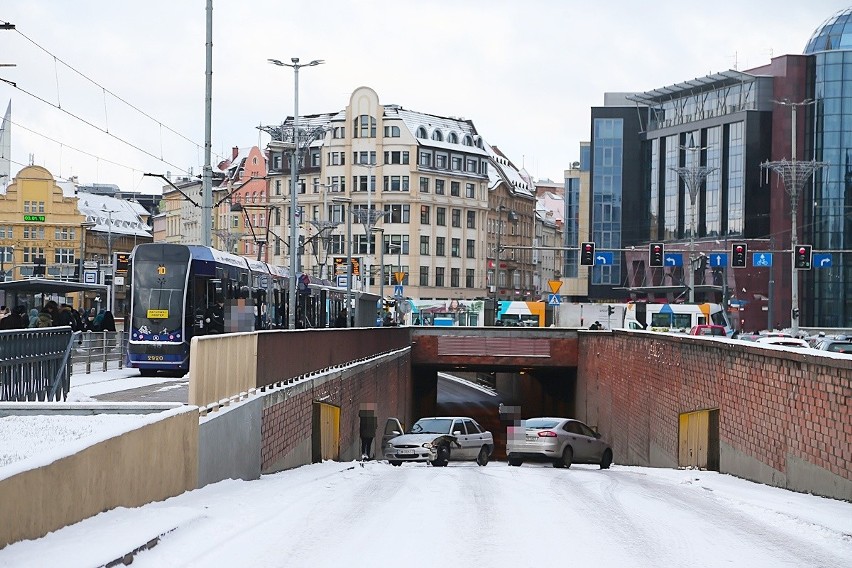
[507, 456, 523, 467]
[555, 446, 573, 469]
[600, 449, 613, 470]
[430, 444, 450, 467]
[390, 460, 402, 467]
[476, 446, 489, 466]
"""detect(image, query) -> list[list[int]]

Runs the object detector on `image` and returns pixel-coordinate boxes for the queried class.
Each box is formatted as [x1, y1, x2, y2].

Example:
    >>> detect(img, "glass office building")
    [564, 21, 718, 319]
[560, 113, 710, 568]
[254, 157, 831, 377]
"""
[804, 7, 852, 327]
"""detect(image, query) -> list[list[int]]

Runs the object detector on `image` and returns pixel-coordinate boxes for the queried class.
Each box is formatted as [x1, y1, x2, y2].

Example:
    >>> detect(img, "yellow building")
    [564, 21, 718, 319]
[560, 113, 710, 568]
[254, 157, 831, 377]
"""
[0, 165, 83, 283]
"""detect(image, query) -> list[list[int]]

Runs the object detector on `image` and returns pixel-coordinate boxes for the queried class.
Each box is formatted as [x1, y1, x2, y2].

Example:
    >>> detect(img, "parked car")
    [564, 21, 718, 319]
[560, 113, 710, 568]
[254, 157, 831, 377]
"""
[754, 336, 810, 349]
[506, 417, 613, 469]
[813, 338, 852, 354]
[381, 416, 493, 467]
[689, 324, 727, 336]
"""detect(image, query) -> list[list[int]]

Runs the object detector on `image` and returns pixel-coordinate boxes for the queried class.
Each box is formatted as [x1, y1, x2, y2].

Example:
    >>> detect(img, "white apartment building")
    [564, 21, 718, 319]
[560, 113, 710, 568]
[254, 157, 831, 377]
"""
[263, 86, 492, 302]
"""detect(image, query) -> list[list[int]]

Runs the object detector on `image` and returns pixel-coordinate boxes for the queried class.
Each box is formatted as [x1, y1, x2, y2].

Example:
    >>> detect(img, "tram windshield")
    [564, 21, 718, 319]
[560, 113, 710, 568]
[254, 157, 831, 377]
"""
[131, 256, 188, 334]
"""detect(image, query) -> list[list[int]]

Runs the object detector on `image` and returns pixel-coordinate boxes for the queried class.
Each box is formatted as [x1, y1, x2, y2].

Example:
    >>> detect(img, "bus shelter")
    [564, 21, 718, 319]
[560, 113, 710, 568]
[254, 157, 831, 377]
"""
[0, 278, 109, 312]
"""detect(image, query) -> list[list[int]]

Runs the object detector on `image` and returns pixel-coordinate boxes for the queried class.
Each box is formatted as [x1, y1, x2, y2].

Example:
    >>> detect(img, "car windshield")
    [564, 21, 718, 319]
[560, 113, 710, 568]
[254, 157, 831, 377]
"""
[408, 418, 453, 434]
[524, 418, 561, 429]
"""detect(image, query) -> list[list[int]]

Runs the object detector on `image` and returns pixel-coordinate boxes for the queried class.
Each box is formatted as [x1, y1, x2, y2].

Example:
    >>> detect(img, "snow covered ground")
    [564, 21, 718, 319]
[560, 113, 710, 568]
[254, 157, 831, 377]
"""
[1, 460, 850, 568]
[1, 369, 850, 568]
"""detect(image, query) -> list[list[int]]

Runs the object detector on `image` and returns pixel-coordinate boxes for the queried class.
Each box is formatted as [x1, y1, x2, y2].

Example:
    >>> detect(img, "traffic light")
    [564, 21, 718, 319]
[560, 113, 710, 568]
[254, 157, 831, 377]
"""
[649, 243, 665, 267]
[731, 242, 748, 268]
[794, 245, 812, 270]
[580, 242, 596, 266]
[607, 305, 615, 316]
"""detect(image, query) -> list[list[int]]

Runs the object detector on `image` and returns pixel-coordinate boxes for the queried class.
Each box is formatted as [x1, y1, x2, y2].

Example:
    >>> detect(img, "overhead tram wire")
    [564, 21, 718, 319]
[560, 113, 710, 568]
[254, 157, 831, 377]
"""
[3, 81, 196, 178]
[8, 118, 153, 177]
[12, 27, 202, 151]
[1, 26, 229, 174]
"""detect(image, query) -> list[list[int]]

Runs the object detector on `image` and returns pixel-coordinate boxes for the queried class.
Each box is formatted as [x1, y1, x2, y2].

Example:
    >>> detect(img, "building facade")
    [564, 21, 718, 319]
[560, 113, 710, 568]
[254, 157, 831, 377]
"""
[0, 165, 152, 314]
[263, 86, 494, 303]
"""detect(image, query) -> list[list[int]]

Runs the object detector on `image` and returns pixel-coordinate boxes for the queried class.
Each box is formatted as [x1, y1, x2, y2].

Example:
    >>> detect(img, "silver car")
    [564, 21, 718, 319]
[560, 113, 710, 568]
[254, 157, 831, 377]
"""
[506, 417, 613, 469]
[382, 416, 494, 467]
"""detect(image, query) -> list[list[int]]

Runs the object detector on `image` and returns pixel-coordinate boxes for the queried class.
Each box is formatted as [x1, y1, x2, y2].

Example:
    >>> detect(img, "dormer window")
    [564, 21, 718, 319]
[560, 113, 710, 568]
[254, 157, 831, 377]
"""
[416, 126, 428, 139]
[431, 129, 444, 142]
[463, 135, 473, 146]
[448, 132, 458, 144]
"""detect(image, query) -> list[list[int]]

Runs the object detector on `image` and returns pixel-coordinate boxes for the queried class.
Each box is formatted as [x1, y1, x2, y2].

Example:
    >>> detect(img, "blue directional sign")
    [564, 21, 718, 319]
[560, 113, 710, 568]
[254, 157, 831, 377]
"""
[813, 253, 833, 268]
[548, 294, 561, 306]
[709, 253, 728, 267]
[595, 252, 614, 265]
[752, 252, 773, 267]
[664, 253, 683, 267]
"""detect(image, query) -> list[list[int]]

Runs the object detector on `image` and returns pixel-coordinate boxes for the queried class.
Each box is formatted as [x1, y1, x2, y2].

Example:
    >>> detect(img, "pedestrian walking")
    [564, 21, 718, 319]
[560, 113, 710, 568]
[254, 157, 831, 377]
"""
[334, 308, 348, 328]
[100, 311, 117, 332]
[359, 411, 378, 460]
[28, 308, 39, 328]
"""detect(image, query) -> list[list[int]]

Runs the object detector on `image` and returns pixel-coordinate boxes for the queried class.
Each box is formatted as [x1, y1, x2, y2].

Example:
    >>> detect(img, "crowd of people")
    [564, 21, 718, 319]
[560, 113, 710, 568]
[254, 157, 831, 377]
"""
[0, 301, 116, 332]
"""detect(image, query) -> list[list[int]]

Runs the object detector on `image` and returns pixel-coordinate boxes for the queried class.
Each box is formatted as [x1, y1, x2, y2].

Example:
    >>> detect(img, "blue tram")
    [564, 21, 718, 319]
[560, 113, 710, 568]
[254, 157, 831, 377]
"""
[127, 243, 374, 376]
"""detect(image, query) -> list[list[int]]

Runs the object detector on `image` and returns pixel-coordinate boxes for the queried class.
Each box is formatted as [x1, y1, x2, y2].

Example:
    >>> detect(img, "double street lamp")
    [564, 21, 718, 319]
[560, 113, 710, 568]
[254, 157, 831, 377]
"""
[268, 56, 324, 330]
[671, 141, 718, 303]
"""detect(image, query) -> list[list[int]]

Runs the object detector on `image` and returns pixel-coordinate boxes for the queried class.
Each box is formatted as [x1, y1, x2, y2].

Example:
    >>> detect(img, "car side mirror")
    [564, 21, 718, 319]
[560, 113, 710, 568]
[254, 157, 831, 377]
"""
[452, 430, 462, 436]
[392, 430, 401, 436]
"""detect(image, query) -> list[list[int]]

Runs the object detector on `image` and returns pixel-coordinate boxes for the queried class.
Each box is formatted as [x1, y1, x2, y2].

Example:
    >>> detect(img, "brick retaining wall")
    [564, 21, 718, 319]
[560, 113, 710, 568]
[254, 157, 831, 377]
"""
[577, 330, 851, 500]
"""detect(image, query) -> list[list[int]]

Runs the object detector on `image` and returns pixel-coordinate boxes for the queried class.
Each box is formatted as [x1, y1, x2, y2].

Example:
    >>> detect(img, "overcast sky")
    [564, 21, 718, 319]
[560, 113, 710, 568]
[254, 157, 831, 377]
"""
[0, 1, 847, 194]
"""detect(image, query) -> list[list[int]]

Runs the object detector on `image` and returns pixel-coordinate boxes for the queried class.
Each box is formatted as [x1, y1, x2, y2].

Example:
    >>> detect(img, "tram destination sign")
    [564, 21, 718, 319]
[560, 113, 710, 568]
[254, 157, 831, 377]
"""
[23, 214, 45, 222]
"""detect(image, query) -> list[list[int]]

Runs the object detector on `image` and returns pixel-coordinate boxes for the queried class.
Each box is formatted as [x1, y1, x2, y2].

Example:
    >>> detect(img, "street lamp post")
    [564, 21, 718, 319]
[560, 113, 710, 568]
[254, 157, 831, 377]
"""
[357, 158, 384, 294]
[372, 226, 385, 315]
[268, 56, 324, 330]
[102, 205, 117, 312]
[333, 196, 353, 327]
[388, 242, 402, 324]
[761, 98, 827, 335]
[671, 141, 718, 303]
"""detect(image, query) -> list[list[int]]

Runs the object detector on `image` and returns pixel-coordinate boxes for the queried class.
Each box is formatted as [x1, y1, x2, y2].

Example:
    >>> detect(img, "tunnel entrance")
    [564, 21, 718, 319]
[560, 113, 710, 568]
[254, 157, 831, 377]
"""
[412, 366, 578, 459]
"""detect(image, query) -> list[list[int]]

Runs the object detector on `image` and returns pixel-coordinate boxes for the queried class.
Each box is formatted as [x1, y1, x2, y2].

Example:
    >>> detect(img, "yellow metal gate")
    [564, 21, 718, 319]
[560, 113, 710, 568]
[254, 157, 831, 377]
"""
[312, 402, 340, 463]
[678, 409, 719, 470]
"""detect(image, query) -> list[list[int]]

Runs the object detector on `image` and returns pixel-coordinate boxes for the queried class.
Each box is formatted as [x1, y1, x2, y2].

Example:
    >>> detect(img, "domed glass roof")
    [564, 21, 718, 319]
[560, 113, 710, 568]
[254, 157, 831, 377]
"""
[804, 7, 852, 54]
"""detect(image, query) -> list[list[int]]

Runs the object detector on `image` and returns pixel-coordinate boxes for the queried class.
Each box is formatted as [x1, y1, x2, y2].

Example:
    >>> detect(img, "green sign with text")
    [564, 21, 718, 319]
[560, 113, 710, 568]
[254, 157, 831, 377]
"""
[23, 215, 45, 222]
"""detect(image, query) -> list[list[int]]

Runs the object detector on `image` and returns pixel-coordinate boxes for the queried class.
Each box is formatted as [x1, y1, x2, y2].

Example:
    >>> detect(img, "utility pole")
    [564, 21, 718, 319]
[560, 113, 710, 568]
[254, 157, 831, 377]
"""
[201, 1, 213, 247]
[761, 99, 827, 335]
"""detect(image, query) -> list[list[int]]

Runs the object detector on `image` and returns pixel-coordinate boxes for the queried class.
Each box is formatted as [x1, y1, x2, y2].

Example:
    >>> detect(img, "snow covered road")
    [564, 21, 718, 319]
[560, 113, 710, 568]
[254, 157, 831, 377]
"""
[3, 460, 850, 568]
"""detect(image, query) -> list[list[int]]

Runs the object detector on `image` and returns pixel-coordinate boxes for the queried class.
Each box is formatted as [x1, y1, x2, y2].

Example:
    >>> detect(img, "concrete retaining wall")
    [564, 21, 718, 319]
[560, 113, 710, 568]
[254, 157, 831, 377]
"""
[577, 330, 852, 501]
[197, 397, 263, 488]
[0, 404, 198, 548]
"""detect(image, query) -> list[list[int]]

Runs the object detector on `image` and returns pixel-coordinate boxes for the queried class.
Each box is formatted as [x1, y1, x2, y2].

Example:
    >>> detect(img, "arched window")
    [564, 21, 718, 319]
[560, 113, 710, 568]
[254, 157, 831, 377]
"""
[431, 129, 444, 142]
[448, 132, 458, 144]
[353, 115, 377, 138]
[463, 135, 473, 146]
[416, 126, 428, 139]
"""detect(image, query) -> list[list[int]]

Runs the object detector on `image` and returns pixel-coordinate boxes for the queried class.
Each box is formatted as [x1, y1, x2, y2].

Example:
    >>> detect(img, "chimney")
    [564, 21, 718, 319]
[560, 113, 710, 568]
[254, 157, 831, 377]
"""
[232, 146, 239, 160]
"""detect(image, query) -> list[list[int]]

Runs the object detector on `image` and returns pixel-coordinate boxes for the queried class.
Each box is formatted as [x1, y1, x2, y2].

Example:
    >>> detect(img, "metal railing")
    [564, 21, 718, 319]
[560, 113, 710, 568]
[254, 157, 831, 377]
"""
[0, 327, 74, 401]
[70, 331, 127, 374]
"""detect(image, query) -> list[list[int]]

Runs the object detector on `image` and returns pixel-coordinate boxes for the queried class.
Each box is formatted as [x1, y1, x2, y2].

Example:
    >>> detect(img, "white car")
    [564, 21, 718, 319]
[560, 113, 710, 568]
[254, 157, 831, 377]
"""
[754, 336, 810, 349]
[381, 416, 494, 467]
